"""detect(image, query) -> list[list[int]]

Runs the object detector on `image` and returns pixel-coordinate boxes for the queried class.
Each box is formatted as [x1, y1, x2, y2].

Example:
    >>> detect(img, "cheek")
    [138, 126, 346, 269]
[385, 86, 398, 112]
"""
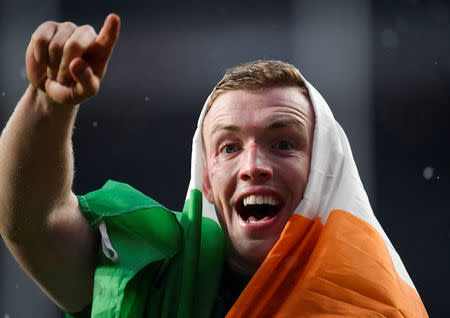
[208, 155, 219, 178]
[283, 156, 310, 188]
[208, 153, 237, 178]
[207, 156, 237, 197]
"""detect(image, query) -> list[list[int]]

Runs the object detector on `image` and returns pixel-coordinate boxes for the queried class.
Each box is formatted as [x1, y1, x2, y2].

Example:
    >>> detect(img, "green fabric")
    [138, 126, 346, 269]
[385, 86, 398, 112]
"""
[67, 180, 225, 318]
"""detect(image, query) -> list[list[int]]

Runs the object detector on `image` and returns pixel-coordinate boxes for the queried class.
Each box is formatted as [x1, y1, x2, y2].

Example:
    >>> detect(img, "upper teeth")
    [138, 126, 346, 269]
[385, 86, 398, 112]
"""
[243, 195, 280, 206]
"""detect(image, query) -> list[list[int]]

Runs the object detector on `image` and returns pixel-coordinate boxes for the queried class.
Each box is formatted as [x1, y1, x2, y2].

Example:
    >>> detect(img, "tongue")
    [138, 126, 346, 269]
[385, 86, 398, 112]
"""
[248, 215, 270, 223]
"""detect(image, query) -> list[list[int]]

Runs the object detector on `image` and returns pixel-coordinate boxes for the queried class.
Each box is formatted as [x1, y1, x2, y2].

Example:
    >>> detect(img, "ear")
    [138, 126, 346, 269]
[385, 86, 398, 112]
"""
[202, 163, 214, 203]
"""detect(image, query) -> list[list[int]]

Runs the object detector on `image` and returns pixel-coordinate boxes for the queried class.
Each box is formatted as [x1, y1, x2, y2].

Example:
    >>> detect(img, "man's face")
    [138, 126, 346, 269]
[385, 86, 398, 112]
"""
[202, 86, 315, 275]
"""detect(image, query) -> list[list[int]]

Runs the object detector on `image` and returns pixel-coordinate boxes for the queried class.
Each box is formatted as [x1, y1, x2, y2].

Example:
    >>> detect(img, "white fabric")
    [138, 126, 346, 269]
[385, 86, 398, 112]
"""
[99, 221, 118, 262]
[186, 74, 416, 291]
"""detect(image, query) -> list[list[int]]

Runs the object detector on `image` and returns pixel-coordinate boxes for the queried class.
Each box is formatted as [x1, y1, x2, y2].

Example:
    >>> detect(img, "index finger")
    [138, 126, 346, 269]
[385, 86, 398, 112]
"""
[96, 13, 120, 52]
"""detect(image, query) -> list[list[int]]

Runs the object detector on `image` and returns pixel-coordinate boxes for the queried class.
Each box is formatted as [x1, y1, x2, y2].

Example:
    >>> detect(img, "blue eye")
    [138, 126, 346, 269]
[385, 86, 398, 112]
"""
[276, 141, 292, 150]
[224, 144, 237, 154]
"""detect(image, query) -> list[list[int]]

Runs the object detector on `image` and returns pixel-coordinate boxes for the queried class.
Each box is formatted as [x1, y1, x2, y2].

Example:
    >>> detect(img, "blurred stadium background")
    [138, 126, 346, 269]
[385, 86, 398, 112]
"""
[0, 0, 448, 316]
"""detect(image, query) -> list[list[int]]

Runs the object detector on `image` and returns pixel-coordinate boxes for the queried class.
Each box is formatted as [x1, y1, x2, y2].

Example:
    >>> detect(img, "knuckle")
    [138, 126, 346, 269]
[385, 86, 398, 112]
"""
[48, 41, 63, 55]
[30, 33, 39, 46]
[45, 21, 58, 27]
[61, 21, 77, 30]
[34, 35, 49, 48]
[31, 21, 55, 42]
[38, 21, 57, 30]
[30, 32, 38, 42]
[78, 25, 97, 44]
[80, 24, 95, 34]
[65, 39, 81, 52]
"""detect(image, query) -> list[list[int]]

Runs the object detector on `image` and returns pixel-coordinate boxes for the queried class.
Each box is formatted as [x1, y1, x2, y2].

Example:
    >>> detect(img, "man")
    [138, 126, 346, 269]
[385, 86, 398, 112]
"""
[0, 14, 427, 317]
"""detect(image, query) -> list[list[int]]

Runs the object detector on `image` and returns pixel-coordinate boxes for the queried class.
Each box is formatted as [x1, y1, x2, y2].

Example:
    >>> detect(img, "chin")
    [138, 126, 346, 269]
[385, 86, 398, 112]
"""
[227, 236, 278, 275]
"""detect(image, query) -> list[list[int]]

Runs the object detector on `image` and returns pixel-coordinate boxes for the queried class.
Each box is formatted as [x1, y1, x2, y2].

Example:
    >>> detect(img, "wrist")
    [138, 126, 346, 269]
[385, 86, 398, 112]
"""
[26, 85, 80, 115]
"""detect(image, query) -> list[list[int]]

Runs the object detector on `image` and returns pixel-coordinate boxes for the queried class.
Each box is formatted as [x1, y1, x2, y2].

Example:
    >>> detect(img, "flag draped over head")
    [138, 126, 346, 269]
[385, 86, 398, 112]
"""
[186, 71, 428, 317]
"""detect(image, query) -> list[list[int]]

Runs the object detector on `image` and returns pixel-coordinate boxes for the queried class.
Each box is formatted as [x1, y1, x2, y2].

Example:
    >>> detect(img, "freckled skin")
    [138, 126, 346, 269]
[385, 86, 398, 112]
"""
[202, 86, 315, 275]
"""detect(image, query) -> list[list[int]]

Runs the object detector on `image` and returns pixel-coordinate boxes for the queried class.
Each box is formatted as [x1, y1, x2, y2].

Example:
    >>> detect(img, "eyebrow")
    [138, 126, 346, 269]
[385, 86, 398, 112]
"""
[210, 124, 240, 136]
[266, 119, 306, 131]
[210, 119, 307, 136]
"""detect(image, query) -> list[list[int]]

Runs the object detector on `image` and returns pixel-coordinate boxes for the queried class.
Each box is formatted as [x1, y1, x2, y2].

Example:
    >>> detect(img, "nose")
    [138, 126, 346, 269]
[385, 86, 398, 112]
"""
[239, 143, 273, 182]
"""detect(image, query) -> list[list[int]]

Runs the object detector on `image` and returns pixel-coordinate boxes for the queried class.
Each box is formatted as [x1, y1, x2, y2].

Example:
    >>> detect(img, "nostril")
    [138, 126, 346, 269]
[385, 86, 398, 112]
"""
[240, 170, 271, 182]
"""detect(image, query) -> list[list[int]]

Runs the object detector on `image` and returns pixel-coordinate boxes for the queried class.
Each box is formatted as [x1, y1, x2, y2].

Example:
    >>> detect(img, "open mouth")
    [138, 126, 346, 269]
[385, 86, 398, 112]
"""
[236, 194, 283, 224]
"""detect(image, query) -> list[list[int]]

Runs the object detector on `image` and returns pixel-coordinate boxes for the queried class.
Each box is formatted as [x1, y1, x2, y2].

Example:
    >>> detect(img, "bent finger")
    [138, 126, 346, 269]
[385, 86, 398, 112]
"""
[70, 58, 99, 99]
[57, 25, 97, 85]
[47, 22, 77, 74]
[30, 21, 58, 66]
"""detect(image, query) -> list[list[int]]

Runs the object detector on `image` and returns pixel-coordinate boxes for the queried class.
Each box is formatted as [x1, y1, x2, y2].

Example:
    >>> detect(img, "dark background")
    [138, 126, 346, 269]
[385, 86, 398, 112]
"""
[0, 0, 448, 317]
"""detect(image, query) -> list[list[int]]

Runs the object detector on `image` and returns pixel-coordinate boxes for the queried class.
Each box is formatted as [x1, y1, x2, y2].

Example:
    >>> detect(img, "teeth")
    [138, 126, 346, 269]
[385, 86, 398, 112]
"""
[247, 216, 270, 224]
[243, 194, 280, 206]
[256, 195, 263, 204]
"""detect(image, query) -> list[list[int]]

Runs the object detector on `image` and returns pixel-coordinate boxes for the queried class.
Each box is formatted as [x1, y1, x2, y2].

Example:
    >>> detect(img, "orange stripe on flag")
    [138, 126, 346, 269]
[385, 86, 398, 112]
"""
[227, 210, 427, 318]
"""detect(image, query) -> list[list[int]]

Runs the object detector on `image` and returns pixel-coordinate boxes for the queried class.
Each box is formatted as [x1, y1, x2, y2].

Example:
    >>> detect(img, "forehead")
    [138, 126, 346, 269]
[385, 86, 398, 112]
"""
[203, 86, 314, 137]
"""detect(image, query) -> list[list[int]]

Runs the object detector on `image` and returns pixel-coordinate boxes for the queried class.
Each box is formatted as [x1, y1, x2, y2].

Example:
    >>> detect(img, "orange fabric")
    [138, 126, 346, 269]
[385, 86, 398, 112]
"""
[227, 210, 428, 317]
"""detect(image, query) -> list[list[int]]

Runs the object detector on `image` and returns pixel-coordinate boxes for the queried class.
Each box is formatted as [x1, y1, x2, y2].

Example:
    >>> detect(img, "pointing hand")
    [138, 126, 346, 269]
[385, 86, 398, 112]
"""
[26, 14, 120, 106]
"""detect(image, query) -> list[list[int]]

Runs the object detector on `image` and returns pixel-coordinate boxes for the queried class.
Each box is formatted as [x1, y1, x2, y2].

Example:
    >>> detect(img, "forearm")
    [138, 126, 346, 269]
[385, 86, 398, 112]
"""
[0, 15, 120, 312]
[0, 85, 79, 241]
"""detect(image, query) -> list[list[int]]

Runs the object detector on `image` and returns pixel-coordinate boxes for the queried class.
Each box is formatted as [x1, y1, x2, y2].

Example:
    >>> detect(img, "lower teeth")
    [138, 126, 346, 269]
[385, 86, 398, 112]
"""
[247, 216, 269, 223]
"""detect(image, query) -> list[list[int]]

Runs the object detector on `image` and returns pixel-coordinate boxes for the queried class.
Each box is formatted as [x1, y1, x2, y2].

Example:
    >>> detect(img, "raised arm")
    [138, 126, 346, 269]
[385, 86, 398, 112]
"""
[0, 14, 120, 313]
